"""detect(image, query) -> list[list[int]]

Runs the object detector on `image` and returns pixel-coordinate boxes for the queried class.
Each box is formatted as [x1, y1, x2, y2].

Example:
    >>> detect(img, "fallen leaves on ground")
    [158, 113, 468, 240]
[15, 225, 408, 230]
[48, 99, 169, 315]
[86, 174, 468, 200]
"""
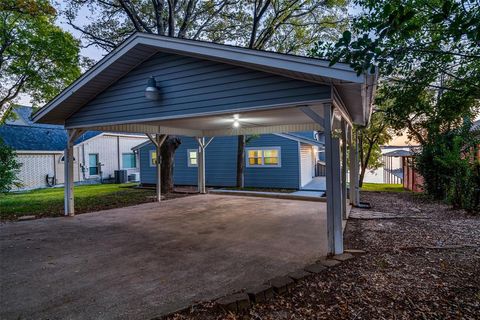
[166, 191, 480, 320]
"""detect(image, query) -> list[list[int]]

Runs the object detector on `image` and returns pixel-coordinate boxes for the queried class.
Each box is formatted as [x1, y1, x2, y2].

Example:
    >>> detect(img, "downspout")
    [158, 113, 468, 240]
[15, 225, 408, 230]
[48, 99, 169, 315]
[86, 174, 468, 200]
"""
[117, 136, 121, 170]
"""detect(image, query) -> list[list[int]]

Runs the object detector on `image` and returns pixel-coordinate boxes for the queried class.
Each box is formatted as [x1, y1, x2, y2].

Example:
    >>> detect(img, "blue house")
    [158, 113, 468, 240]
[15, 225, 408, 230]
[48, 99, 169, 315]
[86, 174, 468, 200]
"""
[133, 132, 325, 190]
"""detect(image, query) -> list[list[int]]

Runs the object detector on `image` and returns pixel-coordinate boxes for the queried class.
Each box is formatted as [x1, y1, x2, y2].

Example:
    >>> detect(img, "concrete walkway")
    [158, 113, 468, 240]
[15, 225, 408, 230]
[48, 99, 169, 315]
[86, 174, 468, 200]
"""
[301, 176, 326, 191]
[0, 195, 327, 320]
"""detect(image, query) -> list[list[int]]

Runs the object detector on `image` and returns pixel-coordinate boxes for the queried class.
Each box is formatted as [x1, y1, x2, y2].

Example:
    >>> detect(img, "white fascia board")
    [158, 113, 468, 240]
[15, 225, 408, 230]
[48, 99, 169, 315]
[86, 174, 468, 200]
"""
[16, 150, 64, 154]
[274, 133, 324, 147]
[74, 132, 106, 147]
[131, 140, 152, 151]
[137, 33, 363, 83]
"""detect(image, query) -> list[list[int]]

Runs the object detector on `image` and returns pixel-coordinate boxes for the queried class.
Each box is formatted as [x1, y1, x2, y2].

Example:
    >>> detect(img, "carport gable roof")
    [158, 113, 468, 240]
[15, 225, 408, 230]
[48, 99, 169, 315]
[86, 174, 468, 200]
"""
[32, 32, 375, 127]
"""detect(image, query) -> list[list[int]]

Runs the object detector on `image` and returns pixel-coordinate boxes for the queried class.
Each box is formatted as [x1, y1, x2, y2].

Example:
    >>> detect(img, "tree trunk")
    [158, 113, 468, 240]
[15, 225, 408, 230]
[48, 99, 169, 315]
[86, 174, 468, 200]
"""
[236, 135, 245, 188]
[160, 136, 181, 193]
[359, 165, 366, 188]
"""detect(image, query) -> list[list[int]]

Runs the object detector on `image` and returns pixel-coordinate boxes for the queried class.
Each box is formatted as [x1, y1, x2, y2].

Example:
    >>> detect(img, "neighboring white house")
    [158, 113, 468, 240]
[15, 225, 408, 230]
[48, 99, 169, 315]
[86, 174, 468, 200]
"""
[1, 106, 147, 190]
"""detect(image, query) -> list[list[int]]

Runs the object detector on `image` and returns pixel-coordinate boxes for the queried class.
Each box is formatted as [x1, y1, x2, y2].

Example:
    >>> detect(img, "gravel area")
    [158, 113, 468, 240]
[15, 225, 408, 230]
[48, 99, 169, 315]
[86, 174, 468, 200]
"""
[165, 191, 480, 320]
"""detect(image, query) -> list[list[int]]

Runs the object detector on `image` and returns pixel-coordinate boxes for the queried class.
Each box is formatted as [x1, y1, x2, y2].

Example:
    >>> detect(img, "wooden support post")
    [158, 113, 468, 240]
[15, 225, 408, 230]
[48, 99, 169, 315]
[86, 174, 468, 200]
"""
[324, 104, 344, 255]
[196, 137, 214, 194]
[341, 120, 348, 220]
[349, 126, 356, 205]
[300, 105, 344, 255]
[64, 129, 84, 216]
[147, 133, 167, 202]
[64, 131, 74, 216]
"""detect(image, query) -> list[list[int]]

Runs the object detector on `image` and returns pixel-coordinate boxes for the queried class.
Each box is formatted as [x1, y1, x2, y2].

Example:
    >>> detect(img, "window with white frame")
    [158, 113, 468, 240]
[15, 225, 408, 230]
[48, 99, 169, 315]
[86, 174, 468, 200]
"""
[149, 150, 157, 167]
[187, 149, 198, 167]
[246, 147, 281, 167]
[122, 153, 136, 169]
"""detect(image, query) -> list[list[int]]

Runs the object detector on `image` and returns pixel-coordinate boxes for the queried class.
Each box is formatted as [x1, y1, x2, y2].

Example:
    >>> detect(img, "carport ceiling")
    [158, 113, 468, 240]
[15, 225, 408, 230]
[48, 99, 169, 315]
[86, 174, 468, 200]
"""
[144, 104, 326, 136]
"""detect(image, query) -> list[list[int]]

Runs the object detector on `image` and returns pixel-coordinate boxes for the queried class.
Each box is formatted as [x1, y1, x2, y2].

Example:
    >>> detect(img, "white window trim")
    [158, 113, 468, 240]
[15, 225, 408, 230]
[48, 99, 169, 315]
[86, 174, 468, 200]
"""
[149, 149, 157, 167]
[88, 153, 100, 176]
[246, 146, 281, 168]
[122, 152, 136, 169]
[187, 149, 198, 167]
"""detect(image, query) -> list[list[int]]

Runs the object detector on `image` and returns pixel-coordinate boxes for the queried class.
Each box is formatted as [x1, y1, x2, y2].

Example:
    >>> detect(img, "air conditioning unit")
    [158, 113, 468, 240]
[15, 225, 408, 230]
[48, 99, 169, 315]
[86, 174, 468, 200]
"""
[128, 172, 140, 182]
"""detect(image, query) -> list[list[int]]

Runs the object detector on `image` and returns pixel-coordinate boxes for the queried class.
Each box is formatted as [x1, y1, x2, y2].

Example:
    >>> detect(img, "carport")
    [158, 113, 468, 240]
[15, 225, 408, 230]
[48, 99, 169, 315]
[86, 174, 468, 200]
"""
[32, 33, 375, 255]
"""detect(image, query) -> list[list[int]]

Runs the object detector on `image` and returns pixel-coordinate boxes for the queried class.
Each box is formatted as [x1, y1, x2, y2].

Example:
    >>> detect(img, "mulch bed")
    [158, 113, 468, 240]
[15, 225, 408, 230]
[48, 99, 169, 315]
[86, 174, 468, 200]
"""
[164, 191, 480, 320]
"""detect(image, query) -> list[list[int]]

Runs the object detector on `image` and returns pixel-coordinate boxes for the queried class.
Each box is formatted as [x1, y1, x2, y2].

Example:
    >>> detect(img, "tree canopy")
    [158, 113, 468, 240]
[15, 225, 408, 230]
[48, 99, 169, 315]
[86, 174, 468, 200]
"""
[314, 0, 480, 211]
[0, 0, 81, 123]
[313, 0, 480, 143]
[64, 0, 349, 54]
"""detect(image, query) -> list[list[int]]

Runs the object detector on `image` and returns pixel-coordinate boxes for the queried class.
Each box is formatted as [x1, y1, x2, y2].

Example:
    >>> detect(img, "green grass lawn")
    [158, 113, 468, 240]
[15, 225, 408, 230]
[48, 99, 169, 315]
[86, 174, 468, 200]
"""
[0, 183, 155, 220]
[361, 183, 406, 192]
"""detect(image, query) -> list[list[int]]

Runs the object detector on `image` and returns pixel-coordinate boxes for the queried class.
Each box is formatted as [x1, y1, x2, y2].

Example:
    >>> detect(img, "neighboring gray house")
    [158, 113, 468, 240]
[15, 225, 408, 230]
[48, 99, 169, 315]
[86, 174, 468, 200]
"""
[133, 131, 325, 190]
[0, 106, 147, 190]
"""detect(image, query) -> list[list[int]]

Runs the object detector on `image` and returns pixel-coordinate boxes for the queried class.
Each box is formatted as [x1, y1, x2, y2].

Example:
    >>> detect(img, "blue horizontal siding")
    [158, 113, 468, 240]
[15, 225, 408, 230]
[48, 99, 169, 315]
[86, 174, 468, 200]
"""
[244, 135, 299, 189]
[66, 52, 330, 127]
[139, 134, 301, 189]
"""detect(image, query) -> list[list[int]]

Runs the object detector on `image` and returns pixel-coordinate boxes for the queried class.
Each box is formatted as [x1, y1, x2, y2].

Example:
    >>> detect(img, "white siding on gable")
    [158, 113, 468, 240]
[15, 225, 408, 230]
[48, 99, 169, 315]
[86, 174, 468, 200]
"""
[300, 143, 314, 187]
[16, 154, 56, 190]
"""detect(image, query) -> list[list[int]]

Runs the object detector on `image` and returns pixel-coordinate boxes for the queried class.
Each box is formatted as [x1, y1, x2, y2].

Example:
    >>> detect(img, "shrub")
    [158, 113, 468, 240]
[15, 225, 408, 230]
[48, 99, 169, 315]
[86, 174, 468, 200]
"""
[416, 123, 480, 213]
[0, 138, 22, 193]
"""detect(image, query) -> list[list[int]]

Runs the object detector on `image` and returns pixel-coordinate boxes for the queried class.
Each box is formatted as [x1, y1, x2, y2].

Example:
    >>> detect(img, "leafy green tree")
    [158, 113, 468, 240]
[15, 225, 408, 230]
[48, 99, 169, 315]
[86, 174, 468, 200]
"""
[64, 0, 349, 190]
[358, 110, 393, 186]
[0, 138, 22, 193]
[313, 0, 480, 144]
[0, 0, 81, 123]
[313, 0, 480, 210]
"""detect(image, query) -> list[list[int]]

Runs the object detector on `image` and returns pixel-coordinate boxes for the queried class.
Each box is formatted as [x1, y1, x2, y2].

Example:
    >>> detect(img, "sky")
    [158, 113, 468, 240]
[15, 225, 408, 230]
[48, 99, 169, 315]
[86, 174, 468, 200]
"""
[54, 1, 106, 61]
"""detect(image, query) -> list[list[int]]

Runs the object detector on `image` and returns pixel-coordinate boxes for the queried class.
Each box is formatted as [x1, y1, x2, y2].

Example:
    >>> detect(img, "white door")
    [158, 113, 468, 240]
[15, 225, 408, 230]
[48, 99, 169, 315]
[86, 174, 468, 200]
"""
[300, 144, 313, 187]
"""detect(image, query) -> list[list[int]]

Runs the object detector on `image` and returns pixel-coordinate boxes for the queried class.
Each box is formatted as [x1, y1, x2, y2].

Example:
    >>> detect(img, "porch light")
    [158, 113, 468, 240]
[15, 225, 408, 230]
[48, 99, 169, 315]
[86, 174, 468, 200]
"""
[145, 76, 160, 100]
[232, 114, 240, 128]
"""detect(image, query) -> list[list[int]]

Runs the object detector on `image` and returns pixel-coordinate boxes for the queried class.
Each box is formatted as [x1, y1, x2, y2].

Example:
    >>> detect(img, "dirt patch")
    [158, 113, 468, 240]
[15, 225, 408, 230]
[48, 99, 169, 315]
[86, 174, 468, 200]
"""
[166, 191, 480, 320]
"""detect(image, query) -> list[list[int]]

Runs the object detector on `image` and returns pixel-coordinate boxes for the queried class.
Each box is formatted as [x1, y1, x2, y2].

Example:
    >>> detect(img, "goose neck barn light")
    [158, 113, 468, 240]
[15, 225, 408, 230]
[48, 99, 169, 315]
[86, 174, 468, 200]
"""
[145, 76, 160, 100]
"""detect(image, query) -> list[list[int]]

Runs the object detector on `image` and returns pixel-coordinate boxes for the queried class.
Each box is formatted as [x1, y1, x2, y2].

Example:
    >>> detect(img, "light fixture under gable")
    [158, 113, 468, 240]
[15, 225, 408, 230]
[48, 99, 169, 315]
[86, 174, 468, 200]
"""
[232, 114, 240, 128]
[145, 76, 160, 100]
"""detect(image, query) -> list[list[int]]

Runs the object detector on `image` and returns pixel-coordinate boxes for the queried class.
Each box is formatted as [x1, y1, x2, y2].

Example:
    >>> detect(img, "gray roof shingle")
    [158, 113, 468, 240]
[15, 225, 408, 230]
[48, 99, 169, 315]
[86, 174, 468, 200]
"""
[0, 106, 101, 151]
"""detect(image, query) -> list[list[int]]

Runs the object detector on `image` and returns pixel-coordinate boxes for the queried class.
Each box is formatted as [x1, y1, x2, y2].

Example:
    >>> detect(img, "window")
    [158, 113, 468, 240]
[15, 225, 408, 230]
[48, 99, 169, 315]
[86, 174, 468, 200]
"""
[187, 149, 198, 167]
[122, 153, 136, 169]
[89, 154, 99, 175]
[149, 150, 157, 167]
[246, 147, 281, 167]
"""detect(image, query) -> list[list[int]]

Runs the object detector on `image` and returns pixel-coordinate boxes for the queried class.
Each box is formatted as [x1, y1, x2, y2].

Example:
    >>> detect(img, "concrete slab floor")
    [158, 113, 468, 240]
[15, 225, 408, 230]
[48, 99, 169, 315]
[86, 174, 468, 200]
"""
[0, 194, 327, 320]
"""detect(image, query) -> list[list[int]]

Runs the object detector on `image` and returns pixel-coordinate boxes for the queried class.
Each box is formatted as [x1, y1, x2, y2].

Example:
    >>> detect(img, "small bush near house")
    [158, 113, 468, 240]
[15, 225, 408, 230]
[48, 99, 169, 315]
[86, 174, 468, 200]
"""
[0, 138, 21, 193]
[416, 123, 480, 213]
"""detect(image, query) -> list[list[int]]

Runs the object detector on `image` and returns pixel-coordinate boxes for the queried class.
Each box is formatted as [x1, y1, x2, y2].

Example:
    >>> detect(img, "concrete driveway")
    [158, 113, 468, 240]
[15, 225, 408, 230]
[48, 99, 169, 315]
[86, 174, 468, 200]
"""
[0, 194, 327, 319]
